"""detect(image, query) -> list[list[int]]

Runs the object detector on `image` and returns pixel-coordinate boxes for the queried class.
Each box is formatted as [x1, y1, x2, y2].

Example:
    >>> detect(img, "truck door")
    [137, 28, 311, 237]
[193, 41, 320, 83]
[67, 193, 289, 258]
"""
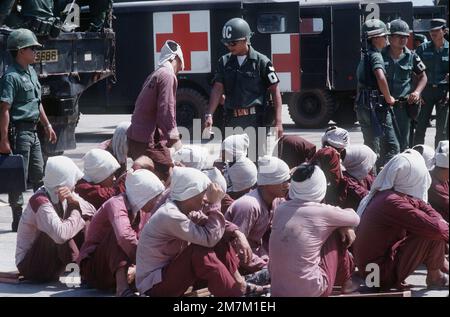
[299, 5, 332, 90]
[331, 3, 361, 91]
[242, 0, 300, 93]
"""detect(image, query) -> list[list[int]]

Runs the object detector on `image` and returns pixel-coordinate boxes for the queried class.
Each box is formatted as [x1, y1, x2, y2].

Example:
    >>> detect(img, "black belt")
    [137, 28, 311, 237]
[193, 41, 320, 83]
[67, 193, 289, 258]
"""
[226, 106, 257, 118]
[12, 121, 38, 131]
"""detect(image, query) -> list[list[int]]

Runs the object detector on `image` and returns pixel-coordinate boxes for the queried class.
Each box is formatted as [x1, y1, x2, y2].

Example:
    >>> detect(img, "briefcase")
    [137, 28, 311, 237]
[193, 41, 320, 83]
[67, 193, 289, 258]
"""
[0, 154, 26, 194]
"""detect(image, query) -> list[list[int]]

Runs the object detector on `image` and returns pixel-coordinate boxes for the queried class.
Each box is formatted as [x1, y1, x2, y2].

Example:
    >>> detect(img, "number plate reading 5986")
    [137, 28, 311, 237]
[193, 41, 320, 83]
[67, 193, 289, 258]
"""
[35, 50, 58, 63]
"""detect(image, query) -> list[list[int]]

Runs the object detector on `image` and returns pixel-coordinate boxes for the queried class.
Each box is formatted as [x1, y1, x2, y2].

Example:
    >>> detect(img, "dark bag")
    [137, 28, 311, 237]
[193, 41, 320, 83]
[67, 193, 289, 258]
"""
[0, 154, 26, 193]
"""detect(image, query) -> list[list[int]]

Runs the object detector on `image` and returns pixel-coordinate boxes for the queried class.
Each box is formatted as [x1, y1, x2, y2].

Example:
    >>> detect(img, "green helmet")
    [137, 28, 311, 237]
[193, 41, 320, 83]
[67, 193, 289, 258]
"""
[221, 18, 253, 44]
[7, 28, 42, 51]
[414, 33, 428, 44]
[362, 19, 388, 39]
[389, 19, 410, 37]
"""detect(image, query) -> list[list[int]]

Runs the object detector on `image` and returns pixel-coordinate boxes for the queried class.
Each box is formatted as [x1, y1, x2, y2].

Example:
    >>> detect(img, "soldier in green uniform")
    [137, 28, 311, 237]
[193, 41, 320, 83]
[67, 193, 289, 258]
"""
[0, 29, 57, 231]
[355, 19, 398, 168]
[414, 34, 428, 50]
[382, 19, 428, 152]
[204, 18, 283, 161]
[414, 19, 449, 148]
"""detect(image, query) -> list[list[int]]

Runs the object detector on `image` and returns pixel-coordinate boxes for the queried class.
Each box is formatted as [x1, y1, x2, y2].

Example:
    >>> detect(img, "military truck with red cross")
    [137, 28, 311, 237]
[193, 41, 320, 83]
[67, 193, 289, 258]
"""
[79, 0, 444, 129]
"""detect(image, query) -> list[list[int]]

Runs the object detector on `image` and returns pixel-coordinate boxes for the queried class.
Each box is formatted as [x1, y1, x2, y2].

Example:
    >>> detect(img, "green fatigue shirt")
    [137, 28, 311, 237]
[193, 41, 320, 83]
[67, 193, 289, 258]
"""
[0, 62, 41, 123]
[382, 46, 426, 99]
[416, 40, 449, 86]
[214, 45, 280, 110]
[21, 0, 54, 20]
[356, 45, 386, 90]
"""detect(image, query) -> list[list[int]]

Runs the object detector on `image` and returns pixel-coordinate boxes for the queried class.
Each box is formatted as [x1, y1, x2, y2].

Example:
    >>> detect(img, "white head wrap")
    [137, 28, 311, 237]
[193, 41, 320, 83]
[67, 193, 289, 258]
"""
[257, 155, 291, 186]
[343, 145, 377, 181]
[289, 165, 327, 203]
[222, 134, 250, 162]
[412, 144, 436, 170]
[125, 169, 165, 214]
[83, 149, 120, 184]
[321, 126, 350, 149]
[111, 121, 131, 164]
[435, 140, 449, 168]
[170, 167, 211, 201]
[226, 157, 257, 192]
[158, 40, 185, 71]
[203, 167, 227, 193]
[357, 150, 432, 217]
[43, 156, 84, 204]
[172, 145, 208, 170]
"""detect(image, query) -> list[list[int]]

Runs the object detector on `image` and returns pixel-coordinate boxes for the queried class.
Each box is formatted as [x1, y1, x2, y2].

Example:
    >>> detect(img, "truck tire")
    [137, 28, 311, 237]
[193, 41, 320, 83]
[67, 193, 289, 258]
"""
[176, 88, 208, 131]
[288, 89, 334, 128]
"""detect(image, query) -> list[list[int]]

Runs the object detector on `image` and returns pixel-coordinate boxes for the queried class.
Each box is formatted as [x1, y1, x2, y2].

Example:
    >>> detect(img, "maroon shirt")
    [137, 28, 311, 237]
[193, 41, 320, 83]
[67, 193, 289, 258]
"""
[311, 147, 343, 205]
[354, 190, 449, 281]
[274, 135, 316, 169]
[75, 176, 126, 210]
[127, 65, 178, 144]
[428, 173, 449, 222]
[339, 171, 375, 210]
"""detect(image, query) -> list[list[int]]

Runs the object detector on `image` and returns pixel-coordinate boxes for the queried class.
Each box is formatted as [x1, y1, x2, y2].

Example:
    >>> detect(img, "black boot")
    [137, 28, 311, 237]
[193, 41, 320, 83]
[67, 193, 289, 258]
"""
[11, 207, 22, 232]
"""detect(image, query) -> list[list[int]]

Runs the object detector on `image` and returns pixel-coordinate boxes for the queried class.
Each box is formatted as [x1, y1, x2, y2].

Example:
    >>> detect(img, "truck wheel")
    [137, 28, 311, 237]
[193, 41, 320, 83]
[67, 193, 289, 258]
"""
[176, 88, 208, 131]
[287, 89, 334, 128]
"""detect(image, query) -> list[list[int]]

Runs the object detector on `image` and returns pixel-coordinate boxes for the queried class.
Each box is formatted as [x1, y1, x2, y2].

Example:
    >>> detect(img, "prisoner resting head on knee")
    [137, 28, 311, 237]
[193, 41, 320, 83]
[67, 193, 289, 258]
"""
[221, 133, 250, 163]
[357, 149, 432, 217]
[226, 157, 257, 198]
[44, 156, 84, 204]
[342, 145, 377, 181]
[412, 144, 436, 170]
[172, 145, 208, 170]
[83, 149, 120, 187]
[126, 169, 165, 214]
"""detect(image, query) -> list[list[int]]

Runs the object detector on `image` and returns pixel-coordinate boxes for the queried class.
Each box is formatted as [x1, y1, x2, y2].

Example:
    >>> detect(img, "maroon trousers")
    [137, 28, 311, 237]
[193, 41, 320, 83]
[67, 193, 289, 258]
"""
[80, 230, 132, 290]
[319, 232, 355, 297]
[17, 232, 80, 283]
[147, 240, 242, 297]
[378, 235, 445, 289]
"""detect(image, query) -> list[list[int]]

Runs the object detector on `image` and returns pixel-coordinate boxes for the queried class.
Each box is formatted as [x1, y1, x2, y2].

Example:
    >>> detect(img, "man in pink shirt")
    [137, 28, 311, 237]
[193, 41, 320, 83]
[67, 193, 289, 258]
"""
[340, 145, 377, 210]
[354, 150, 449, 290]
[78, 169, 165, 297]
[225, 156, 290, 273]
[127, 40, 183, 175]
[16, 156, 96, 282]
[269, 164, 359, 297]
[75, 149, 121, 209]
[136, 167, 263, 297]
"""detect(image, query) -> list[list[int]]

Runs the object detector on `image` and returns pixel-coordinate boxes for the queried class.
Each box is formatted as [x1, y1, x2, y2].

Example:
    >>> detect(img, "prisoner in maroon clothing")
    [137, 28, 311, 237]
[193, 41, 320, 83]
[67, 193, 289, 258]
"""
[75, 176, 126, 210]
[354, 189, 449, 289]
[340, 171, 375, 210]
[311, 147, 344, 205]
[273, 134, 316, 169]
[428, 171, 449, 222]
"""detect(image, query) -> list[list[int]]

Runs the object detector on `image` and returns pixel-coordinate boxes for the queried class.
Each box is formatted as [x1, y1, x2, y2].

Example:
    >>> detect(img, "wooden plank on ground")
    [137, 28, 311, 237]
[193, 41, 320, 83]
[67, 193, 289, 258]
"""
[184, 287, 211, 297]
[0, 271, 21, 284]
[331, 290, 411, 297]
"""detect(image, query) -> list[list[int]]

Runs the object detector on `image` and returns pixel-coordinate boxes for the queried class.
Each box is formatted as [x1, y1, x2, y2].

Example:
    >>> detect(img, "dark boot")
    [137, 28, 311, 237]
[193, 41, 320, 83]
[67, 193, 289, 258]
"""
[11, 207, 22, 232]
